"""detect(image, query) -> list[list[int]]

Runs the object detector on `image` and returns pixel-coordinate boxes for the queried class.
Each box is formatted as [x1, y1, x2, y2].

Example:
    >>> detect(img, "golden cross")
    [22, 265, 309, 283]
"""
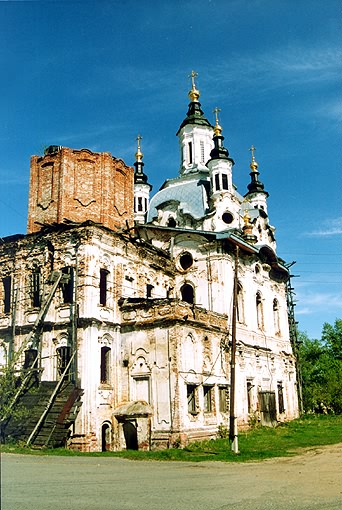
[189, 70, 198, 89]
[249, 145, 256, 161]
[136, 134, 142, 149]
[213, 107, 221, 125]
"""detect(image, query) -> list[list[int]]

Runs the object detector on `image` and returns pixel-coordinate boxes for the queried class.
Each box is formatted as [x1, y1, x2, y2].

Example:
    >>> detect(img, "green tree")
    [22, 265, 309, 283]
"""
[321, 319, 342, 359]
[298, 322, 342, 414]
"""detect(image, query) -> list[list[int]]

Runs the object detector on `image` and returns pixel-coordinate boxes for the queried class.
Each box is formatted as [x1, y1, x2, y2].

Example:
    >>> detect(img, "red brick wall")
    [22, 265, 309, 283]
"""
[27, 148, 134, 233]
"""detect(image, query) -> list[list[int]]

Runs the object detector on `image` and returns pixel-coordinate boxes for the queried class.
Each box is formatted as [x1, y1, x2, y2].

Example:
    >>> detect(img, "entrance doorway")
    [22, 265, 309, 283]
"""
[258, 391, 277, 426]
[123, 421, 138, 450]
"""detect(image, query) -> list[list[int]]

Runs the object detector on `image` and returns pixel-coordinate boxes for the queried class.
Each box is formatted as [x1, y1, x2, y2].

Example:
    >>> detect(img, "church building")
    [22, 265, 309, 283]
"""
[0, 73, 299, 451]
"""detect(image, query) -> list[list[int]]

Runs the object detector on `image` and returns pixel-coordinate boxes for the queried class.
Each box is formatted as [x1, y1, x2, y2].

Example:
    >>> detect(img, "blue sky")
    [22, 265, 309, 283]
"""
[0, 0, 340, 339]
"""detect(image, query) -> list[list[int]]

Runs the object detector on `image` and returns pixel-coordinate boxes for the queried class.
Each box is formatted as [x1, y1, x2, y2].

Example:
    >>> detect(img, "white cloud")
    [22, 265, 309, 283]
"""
[209, 44, 340, 103]
[305, 217, 342, 237]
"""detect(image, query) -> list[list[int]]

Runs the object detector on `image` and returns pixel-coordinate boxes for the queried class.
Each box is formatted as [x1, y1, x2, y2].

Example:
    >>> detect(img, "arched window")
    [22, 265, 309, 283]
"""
[101, 422, 112, 452]
[273, 298, 281, 334]
[167, 216, 177, 228]
[56, 345, 71, 381]
[256, 292, 264, 330]
[100, 346, 111, 384]
[181, 283, 194, 304]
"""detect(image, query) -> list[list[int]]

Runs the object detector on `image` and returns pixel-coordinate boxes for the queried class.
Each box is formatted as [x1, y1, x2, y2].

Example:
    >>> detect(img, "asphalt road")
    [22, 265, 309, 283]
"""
[1, 444, 342, 510]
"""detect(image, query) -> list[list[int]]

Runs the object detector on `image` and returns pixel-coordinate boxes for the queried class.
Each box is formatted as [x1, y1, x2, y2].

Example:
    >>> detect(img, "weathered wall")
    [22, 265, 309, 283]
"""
[27, 147, 134, 234]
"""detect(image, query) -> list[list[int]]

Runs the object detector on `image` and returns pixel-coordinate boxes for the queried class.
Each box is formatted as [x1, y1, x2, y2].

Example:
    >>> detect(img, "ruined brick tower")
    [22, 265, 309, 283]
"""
[27, 146, 134, 234]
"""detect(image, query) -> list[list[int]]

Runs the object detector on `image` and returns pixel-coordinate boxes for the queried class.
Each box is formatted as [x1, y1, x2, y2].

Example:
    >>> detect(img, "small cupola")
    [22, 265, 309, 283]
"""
[244, 145, 269, 215]
[177, 71, 214, 175]
[207, 107, 234, 196]
[134, 135, 152, 224]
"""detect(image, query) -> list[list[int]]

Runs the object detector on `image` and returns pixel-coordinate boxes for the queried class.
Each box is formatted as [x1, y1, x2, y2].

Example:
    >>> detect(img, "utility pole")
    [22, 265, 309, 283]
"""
[229, 245, 239, 454]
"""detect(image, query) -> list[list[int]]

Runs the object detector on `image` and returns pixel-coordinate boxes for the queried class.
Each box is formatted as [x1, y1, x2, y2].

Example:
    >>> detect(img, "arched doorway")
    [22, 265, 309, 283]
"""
[123, 421, 138, 450]
[101, 422, 112, 452]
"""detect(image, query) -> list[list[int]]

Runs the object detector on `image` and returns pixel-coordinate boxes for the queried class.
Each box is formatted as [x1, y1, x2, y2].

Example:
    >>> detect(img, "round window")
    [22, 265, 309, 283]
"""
[222, 212, 234, 224]
[179, 252, 193, 271]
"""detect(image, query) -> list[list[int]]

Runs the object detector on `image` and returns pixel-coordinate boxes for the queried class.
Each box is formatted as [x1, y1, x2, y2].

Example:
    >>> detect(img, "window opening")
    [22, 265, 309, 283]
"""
[203, 385, 212, 413]
[214, 173, 220, 191]
[23, 348, 38, 370]
[188, 142, 193, 164]
[222, 173, 228, 190]
[100, 346, 111, 384]
[31, 267, 41, 308]
[56, 346, 71, 381]
[61, 267, 73, 304]
[222, 212, 233, 224]
[277, 382, 285, 413]
[181, 283, 194, 304]
[167, 217, 176, 228]
[2, 276, 11, 314]
[247, 380, 254, 413]
[187, 384, 197, 414]
[256, 292, 263, 330]
[100, 268, 109, 306]
[101, 422, 112, 452]
[179, 252, 193, 271]
[137, 196, 143, 212]
[146, 284, 154, 298]
[219, 386, 229, 412]
[237, 283, 243, 323]
[273, 298, 280, 334]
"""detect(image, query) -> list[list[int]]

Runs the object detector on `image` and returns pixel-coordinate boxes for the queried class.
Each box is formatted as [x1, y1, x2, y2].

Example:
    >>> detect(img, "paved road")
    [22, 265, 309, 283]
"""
[1, 445, 342, 510]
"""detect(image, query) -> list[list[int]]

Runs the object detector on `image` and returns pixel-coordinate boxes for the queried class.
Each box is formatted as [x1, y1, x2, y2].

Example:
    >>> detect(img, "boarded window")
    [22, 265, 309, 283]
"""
[135, 376, 150, 403]
[219, 386, 229, 412]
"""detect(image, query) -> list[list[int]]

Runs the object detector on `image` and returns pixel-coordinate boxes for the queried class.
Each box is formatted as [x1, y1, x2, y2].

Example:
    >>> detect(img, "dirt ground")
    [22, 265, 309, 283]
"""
[2, 443, 342, 510]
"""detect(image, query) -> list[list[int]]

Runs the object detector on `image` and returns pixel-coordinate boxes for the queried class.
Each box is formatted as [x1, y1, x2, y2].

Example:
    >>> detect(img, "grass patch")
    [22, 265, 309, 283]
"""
[1, 414, 341, 462]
